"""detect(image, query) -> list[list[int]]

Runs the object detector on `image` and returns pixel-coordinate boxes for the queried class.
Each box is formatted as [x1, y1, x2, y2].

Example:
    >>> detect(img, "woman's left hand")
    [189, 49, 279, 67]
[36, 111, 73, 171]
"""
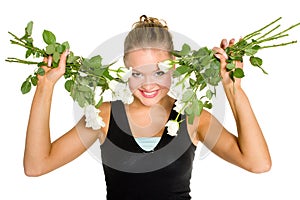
[213, 38, 243, 89]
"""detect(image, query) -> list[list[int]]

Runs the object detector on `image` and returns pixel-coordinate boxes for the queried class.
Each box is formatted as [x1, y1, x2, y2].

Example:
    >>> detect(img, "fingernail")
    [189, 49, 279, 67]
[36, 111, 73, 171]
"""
[47, 56, 52, 66]
[66, 49, 70, 55]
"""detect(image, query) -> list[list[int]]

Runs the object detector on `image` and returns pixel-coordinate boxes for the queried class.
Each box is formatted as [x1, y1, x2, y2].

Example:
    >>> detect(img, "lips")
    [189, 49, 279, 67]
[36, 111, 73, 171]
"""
[139, 89, 159, 98]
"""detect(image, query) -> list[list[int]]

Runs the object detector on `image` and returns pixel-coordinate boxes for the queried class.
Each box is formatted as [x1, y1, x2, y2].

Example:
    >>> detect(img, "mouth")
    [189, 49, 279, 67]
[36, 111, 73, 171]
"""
[139, 89, 159, 98]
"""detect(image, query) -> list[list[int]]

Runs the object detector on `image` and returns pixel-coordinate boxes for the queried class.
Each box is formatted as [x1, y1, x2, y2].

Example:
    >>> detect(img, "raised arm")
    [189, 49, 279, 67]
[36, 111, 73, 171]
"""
[24, 51, 102, 176]
[197, 39, 271, 173]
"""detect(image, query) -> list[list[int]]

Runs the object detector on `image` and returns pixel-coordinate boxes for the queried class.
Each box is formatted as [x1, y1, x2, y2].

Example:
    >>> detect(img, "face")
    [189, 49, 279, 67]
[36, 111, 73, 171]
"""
[124, 49, 172, 107]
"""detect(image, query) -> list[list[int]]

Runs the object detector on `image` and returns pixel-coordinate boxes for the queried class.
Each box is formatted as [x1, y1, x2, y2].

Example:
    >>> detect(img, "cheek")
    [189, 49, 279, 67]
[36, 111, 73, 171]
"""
[156, 75, 172, 89]
[128, 78, 143, 92]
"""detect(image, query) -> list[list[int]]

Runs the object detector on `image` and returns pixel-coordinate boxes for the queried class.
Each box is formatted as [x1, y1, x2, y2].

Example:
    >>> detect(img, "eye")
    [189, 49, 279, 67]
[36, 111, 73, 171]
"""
[131, 71, 143, 78]
[154, 70, 165, 77]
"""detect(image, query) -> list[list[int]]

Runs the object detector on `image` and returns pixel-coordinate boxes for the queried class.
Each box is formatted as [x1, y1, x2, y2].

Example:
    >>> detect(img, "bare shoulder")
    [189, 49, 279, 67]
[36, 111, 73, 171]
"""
[187, 109, 213, 145]
[98, 102, 111, 121]
[196, 109, 221, 142]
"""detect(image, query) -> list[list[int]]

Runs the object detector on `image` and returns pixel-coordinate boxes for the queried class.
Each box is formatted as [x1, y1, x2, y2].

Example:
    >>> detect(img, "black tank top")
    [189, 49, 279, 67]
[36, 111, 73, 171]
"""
[100, 101, 196, 200]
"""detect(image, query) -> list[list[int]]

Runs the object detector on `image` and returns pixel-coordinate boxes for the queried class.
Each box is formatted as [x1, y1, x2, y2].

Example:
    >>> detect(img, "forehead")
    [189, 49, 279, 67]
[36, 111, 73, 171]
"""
[125, 49, 171, 68]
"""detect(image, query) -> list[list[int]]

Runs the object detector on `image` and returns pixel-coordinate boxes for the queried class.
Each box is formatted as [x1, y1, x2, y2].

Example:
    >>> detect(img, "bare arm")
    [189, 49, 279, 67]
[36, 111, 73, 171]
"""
[24, 52, 102, 176]
[197, 39, 271, 173]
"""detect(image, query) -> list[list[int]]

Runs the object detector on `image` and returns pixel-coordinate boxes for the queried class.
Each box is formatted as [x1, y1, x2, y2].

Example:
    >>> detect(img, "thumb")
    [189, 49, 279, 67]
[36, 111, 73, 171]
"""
[57, 49, 70, 74]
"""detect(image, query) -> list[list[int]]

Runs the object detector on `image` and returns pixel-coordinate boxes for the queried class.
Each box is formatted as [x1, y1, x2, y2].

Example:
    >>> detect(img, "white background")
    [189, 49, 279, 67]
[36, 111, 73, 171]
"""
[1, 0, 300, 199]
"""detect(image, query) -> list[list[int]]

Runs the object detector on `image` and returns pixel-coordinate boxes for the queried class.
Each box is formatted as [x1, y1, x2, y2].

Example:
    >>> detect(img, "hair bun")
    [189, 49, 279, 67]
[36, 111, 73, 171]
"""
[132, 15, 168, 29]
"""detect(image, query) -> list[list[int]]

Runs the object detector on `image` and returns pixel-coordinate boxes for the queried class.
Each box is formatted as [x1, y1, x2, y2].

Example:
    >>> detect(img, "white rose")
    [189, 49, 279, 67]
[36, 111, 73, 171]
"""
[121, 67, 132, 82]
[112, 82, 134, 104]
[173, 100, 185, 114]
[165, 120, 179, 136]
[167, 75, 190, 100]
[158, 60, 172, 73]
[84, 105, 105, 130]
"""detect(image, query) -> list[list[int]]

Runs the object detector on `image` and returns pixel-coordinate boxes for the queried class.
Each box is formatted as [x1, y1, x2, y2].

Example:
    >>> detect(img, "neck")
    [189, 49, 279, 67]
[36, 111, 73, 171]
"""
[125, 96, 175, 138]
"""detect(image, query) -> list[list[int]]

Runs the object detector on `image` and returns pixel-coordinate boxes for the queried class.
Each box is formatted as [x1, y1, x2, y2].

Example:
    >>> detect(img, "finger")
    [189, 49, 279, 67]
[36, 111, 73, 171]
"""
[43, 57, 48, 64]
[234, 60, 244, 69]
[47, 56, 53, 67]
[212, 47, 228, 60]
[220, 39, 228, 49]
[57, 49, 70, 73]
[229, 38, 235, 47]
[40, 56, 51, 73]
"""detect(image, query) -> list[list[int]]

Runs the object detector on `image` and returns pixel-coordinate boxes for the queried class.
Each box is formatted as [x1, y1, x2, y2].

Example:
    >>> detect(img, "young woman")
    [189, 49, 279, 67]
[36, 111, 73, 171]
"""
[24, 15, 271, 199]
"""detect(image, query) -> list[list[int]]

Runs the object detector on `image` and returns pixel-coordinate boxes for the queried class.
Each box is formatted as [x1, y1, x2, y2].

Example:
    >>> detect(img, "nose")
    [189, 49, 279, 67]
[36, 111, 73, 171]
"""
[140, 74, 157, 90]
[141, 82, 156, 91]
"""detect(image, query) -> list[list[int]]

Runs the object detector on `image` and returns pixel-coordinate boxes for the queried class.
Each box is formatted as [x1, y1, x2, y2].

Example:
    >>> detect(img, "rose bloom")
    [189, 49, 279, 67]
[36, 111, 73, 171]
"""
[165, 120, 179, 136]
[84, 105, 105, 130]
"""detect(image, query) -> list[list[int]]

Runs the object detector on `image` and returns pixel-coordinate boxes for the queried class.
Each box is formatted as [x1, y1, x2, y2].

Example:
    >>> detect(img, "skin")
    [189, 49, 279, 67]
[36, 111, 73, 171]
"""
[23, 39, 271, 177]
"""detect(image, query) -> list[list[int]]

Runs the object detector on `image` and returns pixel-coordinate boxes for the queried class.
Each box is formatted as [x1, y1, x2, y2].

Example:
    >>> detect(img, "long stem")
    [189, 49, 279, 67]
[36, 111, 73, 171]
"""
[272, 22, 300, 38]
[260, 40, 297, 49]
[8, 31, 27, 45]
[5, 57, 40, 65]
[256, 25, 281, 41]
[256, 34, 289, 44]
[243, 17, 282, 40]
[10, 40, 46, 56]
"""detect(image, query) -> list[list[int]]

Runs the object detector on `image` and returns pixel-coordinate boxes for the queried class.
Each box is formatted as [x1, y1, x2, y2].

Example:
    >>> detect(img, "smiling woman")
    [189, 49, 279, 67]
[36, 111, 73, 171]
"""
[5, 14, 281, 200]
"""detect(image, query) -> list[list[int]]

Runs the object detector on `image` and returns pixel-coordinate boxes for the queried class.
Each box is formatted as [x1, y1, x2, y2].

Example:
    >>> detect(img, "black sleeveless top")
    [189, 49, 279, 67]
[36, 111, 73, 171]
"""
[100, 101, 196, 200]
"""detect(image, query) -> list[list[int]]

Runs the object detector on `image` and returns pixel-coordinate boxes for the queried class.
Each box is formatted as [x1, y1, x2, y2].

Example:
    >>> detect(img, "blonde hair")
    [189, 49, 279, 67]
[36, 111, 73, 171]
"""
[124, 15, 174, 56]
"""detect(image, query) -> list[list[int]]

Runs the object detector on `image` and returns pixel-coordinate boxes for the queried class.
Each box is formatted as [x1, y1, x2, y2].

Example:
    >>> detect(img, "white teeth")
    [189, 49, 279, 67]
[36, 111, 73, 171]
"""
[144, 91, 156, 95]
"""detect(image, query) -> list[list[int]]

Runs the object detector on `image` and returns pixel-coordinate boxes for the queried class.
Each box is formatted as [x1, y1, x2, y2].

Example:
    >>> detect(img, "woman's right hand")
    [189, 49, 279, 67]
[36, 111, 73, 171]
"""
[38, 50, 70, 86]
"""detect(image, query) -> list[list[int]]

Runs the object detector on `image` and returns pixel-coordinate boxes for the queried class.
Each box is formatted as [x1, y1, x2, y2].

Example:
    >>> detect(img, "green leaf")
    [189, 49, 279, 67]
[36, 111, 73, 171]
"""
[25, 21, 33, 36]
[199, 55, 211, 66]
[31, 76, 38, 86]
[192, 99, 202, 116]
[233, 68, 245, 78]
[42, 30, 56, 45]
[203, 101, 212, 109]
[38, 61, 47, 67]
[229, 55, 243, 62]
[189, 78, 196, 87]
[103, 69, 114, 80]
[67, 52, 79, 63]
[62, 41, 70, 50]
[64, 79, 74, 92]
[180, 43, 191, 56]
[235, 39, 247, 48]
[174, 65, 190, 75]
[182, 90, 194, 102]
[194, 47, 210, 57]
[250, 56, 268, 74]
[250, 56, 263, 67]
[199, 82, 207, 91]
[56, 44, 65, 54]
[45, 44, 55, 54]
[226, 63, 235, 70]
[25, 49, 32, 58]
[187, 113, 195, 124]
[185, 105, 193, 115]
[82, 55, 102, 69]
[244, 45, 260, 56]
[25, 37, 33, 44]
[206, 89, 213, 99]
[21, 80, 31, 94]
[36, 67, 45, 76]
[53, 51, 60, 63]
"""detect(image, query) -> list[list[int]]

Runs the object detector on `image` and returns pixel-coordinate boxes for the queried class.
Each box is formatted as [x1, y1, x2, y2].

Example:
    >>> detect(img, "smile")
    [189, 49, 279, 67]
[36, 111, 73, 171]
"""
[139, 90, 159, 98]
